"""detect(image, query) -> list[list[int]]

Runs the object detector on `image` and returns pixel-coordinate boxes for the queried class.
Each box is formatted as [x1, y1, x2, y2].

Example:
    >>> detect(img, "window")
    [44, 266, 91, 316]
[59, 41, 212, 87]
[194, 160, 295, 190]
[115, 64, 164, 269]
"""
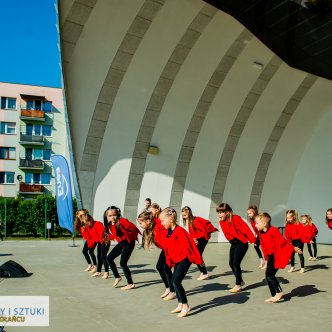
[0, 122, 16, 134]
[25, 148, 51, 161]
[25, 172, 51, 185]
[0, 172, 15, 184]
[26, 124, 52, 136]
[26, 100, 52, 112]
[43, 101, 52, 113]
[0, 147, 16, 159]
[1, 97, 17, 110]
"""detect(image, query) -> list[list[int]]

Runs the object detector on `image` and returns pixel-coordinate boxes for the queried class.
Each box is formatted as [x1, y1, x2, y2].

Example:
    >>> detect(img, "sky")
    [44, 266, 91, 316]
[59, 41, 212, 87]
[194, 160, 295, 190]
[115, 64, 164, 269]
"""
[0, 0, 61, 88]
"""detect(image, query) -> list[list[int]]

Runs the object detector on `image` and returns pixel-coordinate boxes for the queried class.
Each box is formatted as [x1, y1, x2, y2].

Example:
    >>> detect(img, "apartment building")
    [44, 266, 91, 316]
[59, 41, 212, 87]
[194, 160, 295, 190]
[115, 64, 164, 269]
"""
[0, 82, 69, 198]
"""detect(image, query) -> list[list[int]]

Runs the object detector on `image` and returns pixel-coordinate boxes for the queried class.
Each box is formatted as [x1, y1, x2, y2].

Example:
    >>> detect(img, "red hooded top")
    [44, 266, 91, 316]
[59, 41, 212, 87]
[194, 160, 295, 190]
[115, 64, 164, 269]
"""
[219, 215, 256, 244]
[284, 222, 300, 242]
[164, 225, 203, 268]
[91, 221, 105, 244]
[327, 220, 332, 230]
[250, 218, 259, 236]
[298, 223, 316, 243]
[81, 222, 98, 248]
[153, 217, 167, 250]
[259, 226, 295, 269]
[108, 218, 141, 243]
[188, 216, 218, 241]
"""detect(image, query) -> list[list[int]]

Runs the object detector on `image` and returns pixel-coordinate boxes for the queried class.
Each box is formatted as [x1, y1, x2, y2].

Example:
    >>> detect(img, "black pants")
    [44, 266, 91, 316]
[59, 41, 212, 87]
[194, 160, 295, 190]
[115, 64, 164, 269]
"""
[96, 242, 110, 273]
[82, 241, 97, 265]
[196, 237, 208, 275]
[307, 237, 317, 257]
[254, 236, 263, 259]
[229, 239, 248, 285]
[156, 250, 174, 292]
[266, 254, 282, 296]
[172, 257, 191, 304]
[290, 239, 304, 268]
[107, 240, 135, 284]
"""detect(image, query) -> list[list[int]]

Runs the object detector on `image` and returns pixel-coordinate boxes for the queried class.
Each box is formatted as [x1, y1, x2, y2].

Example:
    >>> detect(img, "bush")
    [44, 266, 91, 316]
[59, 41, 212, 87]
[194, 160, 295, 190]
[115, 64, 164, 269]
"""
[0, 195, 77, 238]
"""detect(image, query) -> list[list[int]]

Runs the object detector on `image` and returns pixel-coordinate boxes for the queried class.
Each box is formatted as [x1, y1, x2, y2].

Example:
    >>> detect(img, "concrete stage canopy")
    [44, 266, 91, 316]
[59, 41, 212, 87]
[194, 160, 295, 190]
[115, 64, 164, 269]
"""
[59, 0, 332, 243]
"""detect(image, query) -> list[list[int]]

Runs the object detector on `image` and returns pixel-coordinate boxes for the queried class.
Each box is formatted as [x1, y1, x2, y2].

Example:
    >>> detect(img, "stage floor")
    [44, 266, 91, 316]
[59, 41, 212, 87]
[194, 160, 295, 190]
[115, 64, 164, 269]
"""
[1, 240, 331, 332]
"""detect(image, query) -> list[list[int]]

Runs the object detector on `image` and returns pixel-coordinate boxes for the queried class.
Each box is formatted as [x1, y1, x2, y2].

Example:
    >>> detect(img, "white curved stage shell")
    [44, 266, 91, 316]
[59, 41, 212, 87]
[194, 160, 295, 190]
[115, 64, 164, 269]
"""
[59, 0, 332, 243]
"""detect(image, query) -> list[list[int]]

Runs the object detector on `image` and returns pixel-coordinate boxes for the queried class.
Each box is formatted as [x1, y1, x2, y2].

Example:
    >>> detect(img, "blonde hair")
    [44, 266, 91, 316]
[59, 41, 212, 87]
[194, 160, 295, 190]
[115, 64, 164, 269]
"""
[285, 209, 299, 226]
[150, 203, 162, 218]
[300, 214, 312, 226]
[137, 211, 155, 250]
[255, 212, 271, 226]
[160, 207, 177, 227]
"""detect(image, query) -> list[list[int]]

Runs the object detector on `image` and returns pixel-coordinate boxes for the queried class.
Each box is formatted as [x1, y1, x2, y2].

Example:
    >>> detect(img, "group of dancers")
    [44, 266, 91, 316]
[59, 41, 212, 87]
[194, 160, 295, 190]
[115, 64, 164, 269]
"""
[74, 201, 332, 318]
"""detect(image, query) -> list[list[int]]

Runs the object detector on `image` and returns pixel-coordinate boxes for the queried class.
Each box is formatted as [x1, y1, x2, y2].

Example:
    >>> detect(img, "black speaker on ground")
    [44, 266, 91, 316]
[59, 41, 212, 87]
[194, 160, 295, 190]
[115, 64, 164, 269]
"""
[0, 260, 29, 278]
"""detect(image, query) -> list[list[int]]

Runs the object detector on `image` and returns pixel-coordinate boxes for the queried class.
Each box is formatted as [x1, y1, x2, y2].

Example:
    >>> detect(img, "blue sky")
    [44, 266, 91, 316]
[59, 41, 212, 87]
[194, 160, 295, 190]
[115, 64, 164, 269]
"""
[0, 0, 61, 88]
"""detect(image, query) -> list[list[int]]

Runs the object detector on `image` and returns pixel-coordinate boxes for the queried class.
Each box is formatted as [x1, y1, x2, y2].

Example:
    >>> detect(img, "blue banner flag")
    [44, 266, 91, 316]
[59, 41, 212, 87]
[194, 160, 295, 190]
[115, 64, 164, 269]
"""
[51, 155, 74, 234]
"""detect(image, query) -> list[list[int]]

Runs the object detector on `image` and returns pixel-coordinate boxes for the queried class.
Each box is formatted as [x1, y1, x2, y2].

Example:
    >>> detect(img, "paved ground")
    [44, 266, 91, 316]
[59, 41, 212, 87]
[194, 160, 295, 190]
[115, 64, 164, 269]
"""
[0, 240, 331, 332]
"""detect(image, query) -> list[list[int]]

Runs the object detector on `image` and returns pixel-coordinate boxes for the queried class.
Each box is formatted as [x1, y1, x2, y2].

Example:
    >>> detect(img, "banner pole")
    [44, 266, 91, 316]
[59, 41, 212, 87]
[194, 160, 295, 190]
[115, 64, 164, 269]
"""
[4, 198, 7, 240]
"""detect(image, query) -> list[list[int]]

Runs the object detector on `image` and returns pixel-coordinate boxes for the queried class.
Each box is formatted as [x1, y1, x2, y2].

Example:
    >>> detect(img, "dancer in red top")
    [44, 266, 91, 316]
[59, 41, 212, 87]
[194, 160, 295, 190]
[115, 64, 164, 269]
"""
[181, 206, 218, 280]
[325, 208, 332, 230]
[284, 210, 304, 273]
[216, 203, 256, 293]
[160, 207, 203, 318]
[255, 212, 302, 303]
[74, 209, 97, 273]
[300, 215, 318, 261]
[105, 206, 141, 290]
[137, 210, 176, 300]
[247, 205, 266, 269]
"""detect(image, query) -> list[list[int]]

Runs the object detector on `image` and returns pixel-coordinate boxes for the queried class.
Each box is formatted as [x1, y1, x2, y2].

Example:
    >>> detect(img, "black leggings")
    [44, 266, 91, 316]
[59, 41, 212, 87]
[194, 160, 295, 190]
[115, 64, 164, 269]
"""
[82, 241, 97, 265]
[266, 254, 282, 296]
[229, 239, 248, 285]
[156, 250, 174, 292]
[107, 240, 135, 284]
[290, 239, 304, 268]
[172, 257, 191, 304]
[307, 237, 317, 258]
[254, 236, 263, 259]
[96, 242, 110, 273]
[196, 237, 208, 275]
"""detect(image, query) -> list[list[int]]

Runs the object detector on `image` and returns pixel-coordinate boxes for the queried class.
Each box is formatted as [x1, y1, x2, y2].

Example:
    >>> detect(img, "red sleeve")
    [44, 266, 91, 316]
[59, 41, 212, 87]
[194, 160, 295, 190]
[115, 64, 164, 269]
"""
[85, 226, 96, 248]
[312, 224, 318, 236]
[328, 221, 332, 230]
[119, 218, 142, 243]
[250, 218, 259, 236]
[271, 227, 295, 269]
[91, 221, 105, 244]
[233, 215, 256, 244]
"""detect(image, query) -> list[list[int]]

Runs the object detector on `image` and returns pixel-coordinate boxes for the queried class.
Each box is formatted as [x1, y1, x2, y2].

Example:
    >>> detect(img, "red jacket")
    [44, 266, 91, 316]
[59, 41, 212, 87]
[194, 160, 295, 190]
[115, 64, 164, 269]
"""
[298, 223, 316, 243]
[91, 221, 105, 244]
[219, 215, 256, 244]
[164, 225, 203, 267]
[108, 218, 141, 243]
[188, 216, 218, 240]
[154, 218, 167, 250]
[284, 222, 300, 242]
[327, 220, 332, 230]
[81, 222, 98, 248]
[258, 226, 294, 269]
[250, 218, 259, 236]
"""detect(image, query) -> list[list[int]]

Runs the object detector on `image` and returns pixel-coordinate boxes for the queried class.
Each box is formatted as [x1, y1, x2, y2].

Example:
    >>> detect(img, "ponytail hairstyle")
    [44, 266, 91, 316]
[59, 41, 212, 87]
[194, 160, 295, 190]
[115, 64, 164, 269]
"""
[160, 207, 178, 227]
[285, 209, 299, 226]
[181, 206, 195, 229]
[247, 205, 258, 219]
[103, 206, 123, 237]
[216, 203, 233, 225]
[325, 208, 332, 224]
[74, 208, 89, 233]
[137, 211, 155, 250]
[150, 203, 162, 218]
[307, 215, 313, 226]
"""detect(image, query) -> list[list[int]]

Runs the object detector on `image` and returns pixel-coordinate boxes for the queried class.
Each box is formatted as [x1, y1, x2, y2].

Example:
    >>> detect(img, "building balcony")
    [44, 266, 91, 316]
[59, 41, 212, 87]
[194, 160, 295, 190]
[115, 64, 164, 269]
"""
[19, 133, 45, 146]
[20, 109, 45, 122]
[19, 159, 44, 170]
[19, 183, 44, 194]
